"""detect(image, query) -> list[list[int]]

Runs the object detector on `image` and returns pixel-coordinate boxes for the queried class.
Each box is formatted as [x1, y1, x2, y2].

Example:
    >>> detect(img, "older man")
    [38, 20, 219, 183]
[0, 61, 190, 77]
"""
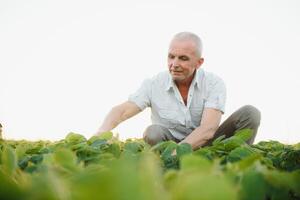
[96, 32, 261, 149]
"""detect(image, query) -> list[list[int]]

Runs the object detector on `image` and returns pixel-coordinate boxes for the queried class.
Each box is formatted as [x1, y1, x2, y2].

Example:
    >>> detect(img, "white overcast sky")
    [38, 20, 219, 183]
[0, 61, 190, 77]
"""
[1, 0, 300, 144]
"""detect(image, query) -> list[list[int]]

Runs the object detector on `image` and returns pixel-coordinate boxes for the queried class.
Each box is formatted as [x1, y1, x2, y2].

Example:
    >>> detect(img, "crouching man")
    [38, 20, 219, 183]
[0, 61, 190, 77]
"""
[96, 32, 261, 149]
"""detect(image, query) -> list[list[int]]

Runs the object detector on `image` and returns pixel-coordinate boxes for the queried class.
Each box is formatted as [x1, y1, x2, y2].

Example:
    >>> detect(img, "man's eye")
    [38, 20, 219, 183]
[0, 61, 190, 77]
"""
[180, 56, 189, 61]
[168, 55, 175, 59]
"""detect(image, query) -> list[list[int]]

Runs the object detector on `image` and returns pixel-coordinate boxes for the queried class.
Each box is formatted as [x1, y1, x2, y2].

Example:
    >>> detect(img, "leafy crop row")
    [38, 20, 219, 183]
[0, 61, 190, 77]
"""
[0, 129, 299, 200]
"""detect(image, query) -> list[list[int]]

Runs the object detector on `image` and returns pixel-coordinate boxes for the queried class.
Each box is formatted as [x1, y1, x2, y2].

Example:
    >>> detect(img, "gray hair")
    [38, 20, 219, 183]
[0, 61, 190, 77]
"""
[172, 32, 203, 57]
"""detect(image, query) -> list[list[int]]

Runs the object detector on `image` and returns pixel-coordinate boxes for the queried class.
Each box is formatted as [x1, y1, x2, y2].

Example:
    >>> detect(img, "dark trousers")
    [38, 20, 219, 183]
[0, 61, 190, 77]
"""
[143, 105, 261, 147]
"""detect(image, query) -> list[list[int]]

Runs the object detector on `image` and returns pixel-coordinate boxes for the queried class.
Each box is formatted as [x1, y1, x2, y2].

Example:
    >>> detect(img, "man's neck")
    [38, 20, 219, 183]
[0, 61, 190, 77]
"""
[175, 71, 196, 89]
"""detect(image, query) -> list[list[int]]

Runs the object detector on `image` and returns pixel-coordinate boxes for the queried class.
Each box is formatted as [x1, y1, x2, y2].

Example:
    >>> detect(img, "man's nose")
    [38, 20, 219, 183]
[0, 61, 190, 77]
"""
[170, 58, 179, 68]
[171, 65, 180, 71]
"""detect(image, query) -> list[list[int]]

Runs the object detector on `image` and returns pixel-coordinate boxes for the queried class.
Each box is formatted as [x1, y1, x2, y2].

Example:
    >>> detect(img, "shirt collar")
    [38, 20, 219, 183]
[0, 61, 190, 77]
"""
[165, 68, 202, 91]
[165, 73, 175, 91]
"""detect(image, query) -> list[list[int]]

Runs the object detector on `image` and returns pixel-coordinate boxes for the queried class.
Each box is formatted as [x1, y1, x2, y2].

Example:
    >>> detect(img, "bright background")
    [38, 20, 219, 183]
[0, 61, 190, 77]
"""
[1, 0, 300, 144]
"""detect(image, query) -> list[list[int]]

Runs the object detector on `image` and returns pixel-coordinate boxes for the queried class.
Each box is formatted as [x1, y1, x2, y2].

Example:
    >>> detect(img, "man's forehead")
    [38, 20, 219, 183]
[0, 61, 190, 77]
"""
[168, 39, 197, 54]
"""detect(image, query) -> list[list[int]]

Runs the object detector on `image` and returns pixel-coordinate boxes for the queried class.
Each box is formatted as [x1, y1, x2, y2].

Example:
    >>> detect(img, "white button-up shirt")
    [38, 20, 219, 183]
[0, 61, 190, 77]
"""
[128, 68, 226, 140]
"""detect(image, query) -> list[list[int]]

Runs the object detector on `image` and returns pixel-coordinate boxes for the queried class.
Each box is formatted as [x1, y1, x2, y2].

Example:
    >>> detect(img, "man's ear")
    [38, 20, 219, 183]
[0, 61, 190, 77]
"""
[196, 58, 204, 69]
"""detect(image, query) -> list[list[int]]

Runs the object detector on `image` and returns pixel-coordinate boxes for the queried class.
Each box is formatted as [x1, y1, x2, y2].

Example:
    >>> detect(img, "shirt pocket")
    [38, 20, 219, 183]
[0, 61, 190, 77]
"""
[190, 106, 204, 127]
[158, 109, 180, 128]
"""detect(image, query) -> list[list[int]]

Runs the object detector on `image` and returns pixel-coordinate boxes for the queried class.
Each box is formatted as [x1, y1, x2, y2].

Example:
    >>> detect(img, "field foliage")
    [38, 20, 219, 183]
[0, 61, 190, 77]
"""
[0, 129, 300, 200]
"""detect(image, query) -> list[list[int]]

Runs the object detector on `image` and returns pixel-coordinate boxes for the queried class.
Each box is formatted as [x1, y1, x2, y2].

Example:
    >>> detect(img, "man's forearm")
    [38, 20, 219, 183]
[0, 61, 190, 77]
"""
[179, 126, 217, 150]
[97, 107, 124, 134]
[179, 108, 222, 150]
[96, 101, 142, 135]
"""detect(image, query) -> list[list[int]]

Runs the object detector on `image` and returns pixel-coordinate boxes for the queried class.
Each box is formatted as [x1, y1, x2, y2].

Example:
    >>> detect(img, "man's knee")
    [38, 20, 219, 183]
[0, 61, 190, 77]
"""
[240, 105, 261, 126]
[143, 125, 165, 146]
[238, 105, 261, 144]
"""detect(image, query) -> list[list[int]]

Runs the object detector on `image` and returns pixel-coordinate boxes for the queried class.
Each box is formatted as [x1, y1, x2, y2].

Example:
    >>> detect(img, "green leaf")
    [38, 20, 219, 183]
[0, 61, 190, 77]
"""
[18, 155, 30, 170]
[98, 131, 113, 140]
[176, 143, 193, 158]
[123, 141, 144, 154]
[107, 143, 121, 158]
[294, 142, 300, 150]
[90, 139, 107, 149]
[223, 137, 247, 151]
[65, 132, 86, 144]
[27, 169, 71, 200]
[279, 149, 300, 171]
[240, 169, 267, 200]
[171, 171, 238, 200]
[227, 147, 254, 163]
[54, 148, 79, 172]
[265, 185, 290, 200]
[194, 147, 216, 160]
[233, 154, 262, 170]
[1, 145, 17, 176]
[151, 141, 175, 153]
[70, 141, 87, 151]
[212, 135, 226, 146]
[163, 169, 178, 190]
[25, 143, 44, 154]
[157, 142, 178, 170]
[264, 170, 300, 197]
[161, 142, 177, 159]
[30, 154, 43, 164]
[234, 129, 253, 142]
[0, 171, 24, 200]
[180, 154, 212, 172]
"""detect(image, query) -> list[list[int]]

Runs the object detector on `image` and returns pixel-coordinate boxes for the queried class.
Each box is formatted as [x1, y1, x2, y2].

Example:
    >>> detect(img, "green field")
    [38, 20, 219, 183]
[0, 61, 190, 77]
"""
[0, 129, 299, 200]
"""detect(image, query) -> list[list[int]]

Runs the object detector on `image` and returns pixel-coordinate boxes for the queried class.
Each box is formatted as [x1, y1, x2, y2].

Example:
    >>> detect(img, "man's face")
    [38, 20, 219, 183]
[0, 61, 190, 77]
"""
[168, 39, 204, 83]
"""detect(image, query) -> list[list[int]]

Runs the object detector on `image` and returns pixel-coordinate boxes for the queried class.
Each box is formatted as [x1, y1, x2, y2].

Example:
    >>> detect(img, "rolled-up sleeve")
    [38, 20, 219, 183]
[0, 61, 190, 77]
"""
[128, 79, 152, 111]
[204, 77, 226, 114]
